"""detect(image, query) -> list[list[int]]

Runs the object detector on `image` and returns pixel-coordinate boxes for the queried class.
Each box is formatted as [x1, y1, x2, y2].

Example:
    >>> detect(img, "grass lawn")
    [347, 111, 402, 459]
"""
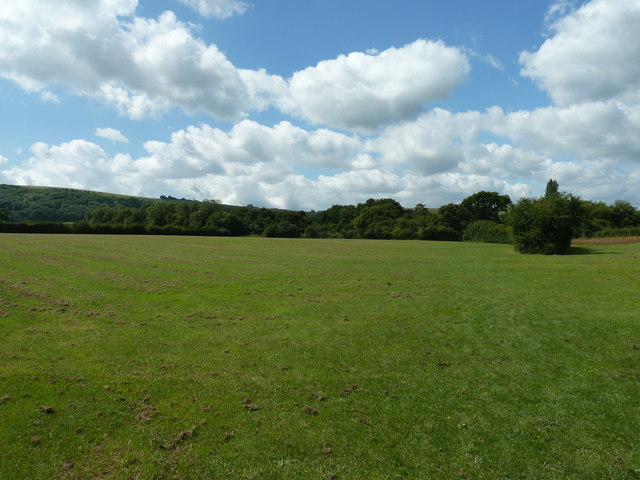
[1, 234, 639, 479]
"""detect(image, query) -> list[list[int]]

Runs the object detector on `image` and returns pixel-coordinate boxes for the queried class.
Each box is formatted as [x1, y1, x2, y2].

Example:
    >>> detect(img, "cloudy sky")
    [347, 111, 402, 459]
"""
[1, 0, 639, 210]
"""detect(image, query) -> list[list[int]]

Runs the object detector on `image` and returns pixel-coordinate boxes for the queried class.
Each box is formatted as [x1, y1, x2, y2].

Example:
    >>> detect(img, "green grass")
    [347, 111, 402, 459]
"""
[1, 234, 639, 479]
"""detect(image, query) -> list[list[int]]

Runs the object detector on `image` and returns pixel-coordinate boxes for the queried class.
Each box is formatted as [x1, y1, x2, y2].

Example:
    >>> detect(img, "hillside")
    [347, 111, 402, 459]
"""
[0, 185, 187, 222]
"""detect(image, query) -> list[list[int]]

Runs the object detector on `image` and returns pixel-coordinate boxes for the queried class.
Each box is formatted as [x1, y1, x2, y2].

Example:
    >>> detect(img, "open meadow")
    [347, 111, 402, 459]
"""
[1, 234, 639, 479]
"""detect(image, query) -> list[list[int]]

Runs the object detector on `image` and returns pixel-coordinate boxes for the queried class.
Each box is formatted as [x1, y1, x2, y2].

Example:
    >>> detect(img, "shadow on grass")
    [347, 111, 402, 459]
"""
[566, 246, 621, 255]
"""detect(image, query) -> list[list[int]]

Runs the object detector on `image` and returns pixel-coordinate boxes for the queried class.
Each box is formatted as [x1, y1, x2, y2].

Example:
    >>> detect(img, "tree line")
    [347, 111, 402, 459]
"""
[2, 180, 639, 254]
[66, 192, 513, 241]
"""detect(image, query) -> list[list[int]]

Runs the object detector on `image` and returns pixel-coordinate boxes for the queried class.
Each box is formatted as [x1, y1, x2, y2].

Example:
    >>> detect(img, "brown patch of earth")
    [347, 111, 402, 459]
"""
[136, 398, 158, 422]
[242, 397, 260, 411]
[159, 422, 202, 450]
[574, 236, 640, 245]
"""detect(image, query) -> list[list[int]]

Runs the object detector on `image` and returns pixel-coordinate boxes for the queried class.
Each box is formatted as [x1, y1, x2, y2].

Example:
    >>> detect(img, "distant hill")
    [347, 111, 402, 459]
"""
[0, 184, 191, 222]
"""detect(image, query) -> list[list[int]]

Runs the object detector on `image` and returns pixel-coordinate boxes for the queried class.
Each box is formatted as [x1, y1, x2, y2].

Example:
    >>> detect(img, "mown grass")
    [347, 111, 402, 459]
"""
[0, 234, 639, 479]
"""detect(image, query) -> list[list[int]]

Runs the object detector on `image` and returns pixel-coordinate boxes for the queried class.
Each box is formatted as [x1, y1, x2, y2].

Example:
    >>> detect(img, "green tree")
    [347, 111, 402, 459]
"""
[0, 208, 10, 222]
[436, 203, 466, 235]
[507, 191, 583, 254]
[545, 179, 560, 197]
[412, 203, 431, 217]
[460, 191, 512, 223]
[578, 200, 613, 237]
[188, 200, 221, 229]
[263, 210, 310, 238]
[351, 198, 404, 239]
[609, 200, 639, 228]
[317, 205, 358, 238]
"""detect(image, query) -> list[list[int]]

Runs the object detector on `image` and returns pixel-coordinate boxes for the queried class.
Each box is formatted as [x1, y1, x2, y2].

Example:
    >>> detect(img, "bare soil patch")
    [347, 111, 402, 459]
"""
[574, 236, 640, 245]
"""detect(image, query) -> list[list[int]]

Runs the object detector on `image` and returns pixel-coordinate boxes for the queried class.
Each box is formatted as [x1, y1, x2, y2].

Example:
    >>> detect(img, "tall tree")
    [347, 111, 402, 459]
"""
[351, 198, 404, 239]
[460, 191, 512, 223]
[545, 179, 560, 197]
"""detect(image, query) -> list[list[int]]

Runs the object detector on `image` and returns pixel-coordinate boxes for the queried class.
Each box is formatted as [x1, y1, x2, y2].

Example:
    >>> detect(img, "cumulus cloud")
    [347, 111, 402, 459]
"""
[0, 121, 369, 207]
[3, 0, 640, 209]
[0, 1, 471, 132]
[457, 143, 551, 179]
[366, 95, 640, 204]
[0, 1, 274, 120]
[280, 39, 470, 131]
[520, 0, 640, 106]
[491, 102, 640, 163]
[95, 127, 129, 143]
[0, 118, 530, 210]
[136, 120, 364, 179]
[177, 0, 248, 19]
[4, 114, 640, 209]
[0, 113, 598, 211]
[1, 140, 133, 192]
[373, 108, 483, 174]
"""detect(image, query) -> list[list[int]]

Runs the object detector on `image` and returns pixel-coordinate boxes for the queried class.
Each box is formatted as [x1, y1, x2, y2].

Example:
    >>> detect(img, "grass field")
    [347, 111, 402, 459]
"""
[1, 234, 639, 479]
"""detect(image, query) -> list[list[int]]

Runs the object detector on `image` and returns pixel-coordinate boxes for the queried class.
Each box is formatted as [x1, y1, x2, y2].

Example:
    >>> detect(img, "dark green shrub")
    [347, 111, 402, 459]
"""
[0, 222, 71, 233]
[462, 220, 512, 244]
[417, 224, 459, 241]
[507, 193, 583, 254]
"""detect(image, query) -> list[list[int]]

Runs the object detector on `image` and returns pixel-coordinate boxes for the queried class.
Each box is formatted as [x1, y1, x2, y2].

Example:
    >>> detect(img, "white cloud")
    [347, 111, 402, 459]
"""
[367, 98, 640, 204]
[373, 108, 483, 174]
[3, 0, 640, 209]
[39, 90, 60, 104]
[464, 47, 505, 71]
[492, 101, 640, 163]
[0, 2, 470, 133]
[0, 113, 571, 211]
[458, 143, 551, 179]
[0, 121, 528, 210]
[5, 114, 640, 209]
[136, 120, 364, 179]
[521, 0, 640, 106]
[544, 0, 580, 29]
[95, 127, 130, 143]
[482, 54, 504, 71]
[177, 0, 248, 19]
[1, 140, 131, 191]
[0, 2, 274, 121]
[280, 39, 470, 131]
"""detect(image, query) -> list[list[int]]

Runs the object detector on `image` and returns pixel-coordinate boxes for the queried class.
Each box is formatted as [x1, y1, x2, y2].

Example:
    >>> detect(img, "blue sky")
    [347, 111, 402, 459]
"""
[1, 0, 639, 209]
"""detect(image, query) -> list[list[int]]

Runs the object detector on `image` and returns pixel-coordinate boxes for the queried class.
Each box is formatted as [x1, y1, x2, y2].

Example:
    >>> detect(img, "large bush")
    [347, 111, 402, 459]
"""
[507, 191, 583, 254]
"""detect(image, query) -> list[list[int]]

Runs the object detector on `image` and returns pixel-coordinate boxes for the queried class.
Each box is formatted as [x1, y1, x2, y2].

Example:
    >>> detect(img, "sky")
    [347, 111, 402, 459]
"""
[1, 0, 639, 210]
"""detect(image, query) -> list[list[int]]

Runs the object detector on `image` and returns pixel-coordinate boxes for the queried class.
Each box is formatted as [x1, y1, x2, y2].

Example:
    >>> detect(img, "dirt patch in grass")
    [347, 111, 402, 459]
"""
[242, 397, 260, 411]
[159, 423, 203, 450]
[574, 236, 640, 245]
[301, 405, 319, 415]
[135, 397, 158, 422]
